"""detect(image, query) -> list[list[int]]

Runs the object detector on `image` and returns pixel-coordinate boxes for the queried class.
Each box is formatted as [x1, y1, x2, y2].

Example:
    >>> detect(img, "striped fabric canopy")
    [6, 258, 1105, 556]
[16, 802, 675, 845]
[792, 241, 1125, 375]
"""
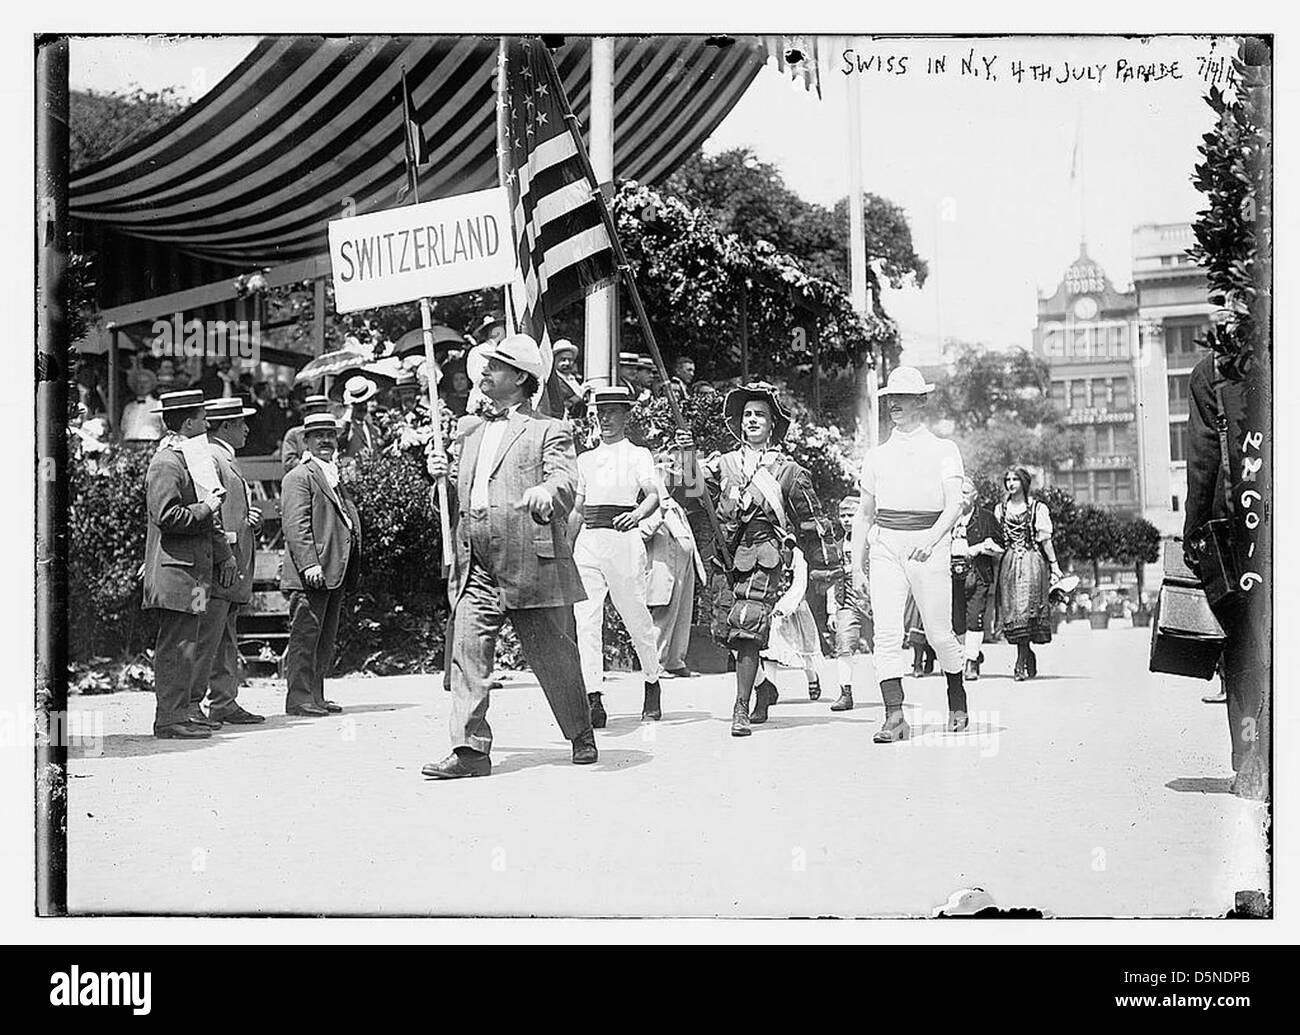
[70, 35, 766, 268]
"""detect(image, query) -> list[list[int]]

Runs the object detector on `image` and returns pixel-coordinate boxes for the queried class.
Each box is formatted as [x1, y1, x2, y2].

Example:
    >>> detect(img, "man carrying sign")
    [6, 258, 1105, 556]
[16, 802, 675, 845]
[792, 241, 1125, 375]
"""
[423, 334, 596, 779]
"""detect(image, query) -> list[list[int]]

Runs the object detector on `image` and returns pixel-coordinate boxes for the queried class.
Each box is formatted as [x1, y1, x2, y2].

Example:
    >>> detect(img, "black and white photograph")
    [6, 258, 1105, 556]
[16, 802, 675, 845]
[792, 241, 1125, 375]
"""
[24, 13, 1278, 935]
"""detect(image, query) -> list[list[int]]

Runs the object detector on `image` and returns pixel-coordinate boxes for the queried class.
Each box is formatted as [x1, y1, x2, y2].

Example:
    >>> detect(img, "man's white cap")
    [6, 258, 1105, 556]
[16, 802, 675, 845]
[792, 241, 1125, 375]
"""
[877, 365, 935, 396]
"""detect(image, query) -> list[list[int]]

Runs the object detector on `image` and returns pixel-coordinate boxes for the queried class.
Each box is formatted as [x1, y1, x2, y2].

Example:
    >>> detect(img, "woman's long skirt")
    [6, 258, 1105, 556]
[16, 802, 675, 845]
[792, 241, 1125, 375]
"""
[997, 546, 1052, 644]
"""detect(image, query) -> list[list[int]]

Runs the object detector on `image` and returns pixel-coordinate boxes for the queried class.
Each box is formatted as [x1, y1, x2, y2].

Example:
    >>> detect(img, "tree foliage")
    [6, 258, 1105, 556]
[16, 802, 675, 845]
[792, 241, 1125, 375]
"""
[1188, 38, 1272, 380]
[70, 86, 189, 171]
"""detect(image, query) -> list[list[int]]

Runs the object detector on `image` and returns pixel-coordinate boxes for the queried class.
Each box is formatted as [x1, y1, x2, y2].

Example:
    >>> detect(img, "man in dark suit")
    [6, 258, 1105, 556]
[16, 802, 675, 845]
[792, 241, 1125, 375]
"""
[423, 333, 596, 778]
[280, 413, 363, 716]
[264, 379, 300, 452]
[142, 390, 236, 739]
[1184, 351, 1269, 799]
[194, 396, 267, 725]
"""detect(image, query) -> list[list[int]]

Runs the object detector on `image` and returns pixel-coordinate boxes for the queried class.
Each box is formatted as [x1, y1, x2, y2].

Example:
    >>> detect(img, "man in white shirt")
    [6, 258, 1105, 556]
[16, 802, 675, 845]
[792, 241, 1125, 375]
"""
[120, 367, 165, 443]
[851, 366, 969, 741]
[569, 386, 665, 724]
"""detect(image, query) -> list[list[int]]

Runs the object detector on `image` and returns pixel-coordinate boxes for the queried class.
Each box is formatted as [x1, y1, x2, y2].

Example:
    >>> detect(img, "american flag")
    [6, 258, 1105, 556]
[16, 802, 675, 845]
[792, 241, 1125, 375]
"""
[497, 37, 617, 400]
[397, 66, 430, 203]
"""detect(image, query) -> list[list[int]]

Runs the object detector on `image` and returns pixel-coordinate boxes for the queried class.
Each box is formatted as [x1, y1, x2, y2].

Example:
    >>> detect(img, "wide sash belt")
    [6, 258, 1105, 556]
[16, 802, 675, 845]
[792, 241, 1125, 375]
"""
[876, 509, 942, 531]
[586, 504, 635, 530]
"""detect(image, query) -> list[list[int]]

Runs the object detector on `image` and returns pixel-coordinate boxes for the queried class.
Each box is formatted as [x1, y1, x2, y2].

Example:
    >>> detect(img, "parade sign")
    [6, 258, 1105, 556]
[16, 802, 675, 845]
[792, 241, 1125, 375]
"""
[327, 188, 514, 312]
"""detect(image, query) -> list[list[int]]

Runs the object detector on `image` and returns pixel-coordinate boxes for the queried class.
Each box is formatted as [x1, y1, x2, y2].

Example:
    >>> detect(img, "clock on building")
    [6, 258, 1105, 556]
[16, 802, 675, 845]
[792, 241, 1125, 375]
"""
[1073, 296, 1099, 321]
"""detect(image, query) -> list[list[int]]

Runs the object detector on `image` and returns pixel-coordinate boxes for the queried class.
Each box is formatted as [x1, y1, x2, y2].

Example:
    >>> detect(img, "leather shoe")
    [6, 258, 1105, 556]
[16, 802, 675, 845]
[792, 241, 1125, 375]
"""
[872, 713, 911, 744]
[588, 692, 607, 729]
[829, 689, 854, 712]
[641, 680, 662, 721]
[186, 712, 222, 730]
[664, 666, 695, 679]
[749, 680, 775, 724]
[731, 699, 752, 737]
[321, 700, 343, 713]
[155, 722, 212, 740]
[1202, 690, 1227, 704]
[571, 730, 598, 765]
[211, 705, 265, 724]
[422, 750, 491, 779]
[287, 703, 330, 716]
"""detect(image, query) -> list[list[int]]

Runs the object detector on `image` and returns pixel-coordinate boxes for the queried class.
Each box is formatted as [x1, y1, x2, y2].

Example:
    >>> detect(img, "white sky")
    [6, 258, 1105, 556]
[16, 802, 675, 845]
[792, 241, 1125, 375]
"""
[69, 33, 1235, 362]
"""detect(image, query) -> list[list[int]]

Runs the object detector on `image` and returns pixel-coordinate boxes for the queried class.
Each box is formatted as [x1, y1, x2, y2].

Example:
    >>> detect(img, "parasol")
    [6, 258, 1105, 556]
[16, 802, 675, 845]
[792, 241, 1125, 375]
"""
[294, 347, 367, 384]
[392, 325, 467, 359]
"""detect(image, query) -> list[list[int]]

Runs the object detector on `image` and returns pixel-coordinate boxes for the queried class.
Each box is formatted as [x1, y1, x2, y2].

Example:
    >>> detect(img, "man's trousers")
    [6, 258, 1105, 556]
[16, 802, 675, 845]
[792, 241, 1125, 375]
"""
[868, 526, 964, 683]
[284, 587, 344, 711]
[194, 597, 243, 717]
[153, 609, 206, 732]
[450, 553, 592, 755]
[573, 528, 664, 691]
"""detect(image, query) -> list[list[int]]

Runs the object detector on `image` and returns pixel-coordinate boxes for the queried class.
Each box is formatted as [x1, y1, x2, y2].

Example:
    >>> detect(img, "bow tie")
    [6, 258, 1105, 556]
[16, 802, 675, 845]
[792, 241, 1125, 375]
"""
[480, 407, 509, 422]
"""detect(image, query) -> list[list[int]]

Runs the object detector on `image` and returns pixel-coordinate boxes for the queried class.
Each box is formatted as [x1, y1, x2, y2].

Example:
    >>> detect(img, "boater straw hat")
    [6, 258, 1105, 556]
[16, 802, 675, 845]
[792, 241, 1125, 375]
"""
[301, 412, 340, 435]
[587, 385, 635, 408]
[552, 339, 579, 359]
[877, 365, 935, 396]
[204, 397, 257, 420]
[152, 389, 206, 413]
[722, 381, 791, 445]
[342, 376, 379, 406]
[299, 393, 331, 416]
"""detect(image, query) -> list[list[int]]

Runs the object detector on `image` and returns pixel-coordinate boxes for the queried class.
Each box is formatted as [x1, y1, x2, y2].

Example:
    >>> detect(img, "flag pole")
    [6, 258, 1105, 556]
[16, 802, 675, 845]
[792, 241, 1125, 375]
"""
[402, 65, 453, 575]
[538, 43, 731, 567]
[846, 35, 878, 450]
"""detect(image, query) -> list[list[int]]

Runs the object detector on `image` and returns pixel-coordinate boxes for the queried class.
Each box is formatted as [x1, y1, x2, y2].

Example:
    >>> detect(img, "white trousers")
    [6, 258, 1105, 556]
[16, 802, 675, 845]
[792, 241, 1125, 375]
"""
[574, 528, 664, 691]
[868, 526, 964, 682]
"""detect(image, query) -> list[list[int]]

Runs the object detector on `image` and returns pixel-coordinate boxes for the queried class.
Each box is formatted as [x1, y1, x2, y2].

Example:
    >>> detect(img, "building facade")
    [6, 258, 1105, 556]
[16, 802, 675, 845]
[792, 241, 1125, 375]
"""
[1130, 222, 1214, 544]
[1032, 243, 1141, 517]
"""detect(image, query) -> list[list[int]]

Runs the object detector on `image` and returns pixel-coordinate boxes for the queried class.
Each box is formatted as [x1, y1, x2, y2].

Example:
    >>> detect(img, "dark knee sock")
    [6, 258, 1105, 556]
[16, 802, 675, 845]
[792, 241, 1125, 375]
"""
[735, 646, 759, 708]
[946, 670, 968, 713]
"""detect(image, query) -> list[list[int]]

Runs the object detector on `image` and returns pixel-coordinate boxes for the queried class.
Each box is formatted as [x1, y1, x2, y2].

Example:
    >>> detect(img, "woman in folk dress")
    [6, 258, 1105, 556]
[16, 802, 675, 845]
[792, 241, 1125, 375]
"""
[995, 467, 1064, 680]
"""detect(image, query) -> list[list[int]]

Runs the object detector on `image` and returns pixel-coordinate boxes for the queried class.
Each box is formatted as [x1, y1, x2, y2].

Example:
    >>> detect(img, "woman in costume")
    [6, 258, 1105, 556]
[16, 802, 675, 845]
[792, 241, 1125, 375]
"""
[995, 467, 1063, 680]
[676, 382, 831, 736]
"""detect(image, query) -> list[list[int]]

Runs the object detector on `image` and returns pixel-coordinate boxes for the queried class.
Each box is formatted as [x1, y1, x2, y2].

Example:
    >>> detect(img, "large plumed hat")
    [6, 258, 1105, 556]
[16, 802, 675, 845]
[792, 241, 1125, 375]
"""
[722, 381, 791, 445]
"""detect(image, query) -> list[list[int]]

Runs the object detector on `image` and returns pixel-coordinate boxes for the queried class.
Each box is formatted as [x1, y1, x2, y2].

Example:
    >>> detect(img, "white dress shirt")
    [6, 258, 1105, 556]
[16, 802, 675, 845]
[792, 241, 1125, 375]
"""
[470, 405, 521, 510]
[859, 424, 963, 511]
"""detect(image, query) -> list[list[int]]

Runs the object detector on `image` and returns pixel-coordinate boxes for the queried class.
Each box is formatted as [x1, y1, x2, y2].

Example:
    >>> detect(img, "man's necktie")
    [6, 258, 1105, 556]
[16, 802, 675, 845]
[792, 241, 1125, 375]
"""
[480, 407, 508, 422]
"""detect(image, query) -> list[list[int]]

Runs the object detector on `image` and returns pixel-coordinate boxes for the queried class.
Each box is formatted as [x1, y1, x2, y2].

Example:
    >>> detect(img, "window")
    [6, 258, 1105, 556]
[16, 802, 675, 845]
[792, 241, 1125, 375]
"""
[1084, 426, 1098, 454]
[1112, 377, 1131, 410]
[1169, 421, 1189, 462]
[1168, 373, 1191, 404]
[1092, 378, 1110, 408]
[1044, 328, 1063, 357]
[1051, 380, 1067, 410]
[1073, 329, 1089, 357]
[1072, 473, 1092, 503]
[1100, 426, 1116, 454]
[1110, 325, 1129, 357]
[1115, 470, 1133, 502]
[1165, 321, 1208, 362]
[1095, 471, 1113, 503]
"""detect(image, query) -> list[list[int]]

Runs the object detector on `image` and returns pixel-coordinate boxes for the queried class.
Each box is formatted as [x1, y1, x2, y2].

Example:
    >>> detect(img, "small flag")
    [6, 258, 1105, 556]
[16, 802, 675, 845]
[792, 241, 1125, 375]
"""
[397, 67, 429, 203]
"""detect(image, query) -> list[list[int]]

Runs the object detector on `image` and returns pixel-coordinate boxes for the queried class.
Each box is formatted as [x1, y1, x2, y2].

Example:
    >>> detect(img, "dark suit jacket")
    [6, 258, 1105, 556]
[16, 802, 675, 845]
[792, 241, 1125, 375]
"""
[280, 460, 362, 592]
[280, 425, 307, 474]
[1184, 354, 1256, 543]
[141, 445, 233, 613]
[449, 404, 584, 610]
[210, 442, 255, 604]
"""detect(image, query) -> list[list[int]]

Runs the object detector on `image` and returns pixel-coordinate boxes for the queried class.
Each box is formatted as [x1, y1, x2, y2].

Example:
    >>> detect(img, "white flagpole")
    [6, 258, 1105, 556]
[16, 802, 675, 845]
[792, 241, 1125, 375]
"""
[583, 37, 616, 389]
[846, 36, 877, 449]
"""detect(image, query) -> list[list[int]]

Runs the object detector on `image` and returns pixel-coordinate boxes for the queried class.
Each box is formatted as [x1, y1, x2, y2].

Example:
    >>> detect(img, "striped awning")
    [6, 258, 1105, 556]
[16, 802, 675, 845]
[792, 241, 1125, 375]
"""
[70, 35, 765, 267]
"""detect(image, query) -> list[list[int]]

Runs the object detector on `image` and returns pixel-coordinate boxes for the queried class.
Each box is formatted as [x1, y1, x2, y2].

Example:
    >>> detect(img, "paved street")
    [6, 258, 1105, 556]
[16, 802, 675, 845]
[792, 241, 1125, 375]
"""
[66, 620, 1268, 917]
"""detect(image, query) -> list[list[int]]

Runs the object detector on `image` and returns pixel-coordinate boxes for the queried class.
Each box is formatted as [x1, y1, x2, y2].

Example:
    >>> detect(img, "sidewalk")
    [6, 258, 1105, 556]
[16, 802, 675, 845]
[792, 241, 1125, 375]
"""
[66, 622, 1268, 917]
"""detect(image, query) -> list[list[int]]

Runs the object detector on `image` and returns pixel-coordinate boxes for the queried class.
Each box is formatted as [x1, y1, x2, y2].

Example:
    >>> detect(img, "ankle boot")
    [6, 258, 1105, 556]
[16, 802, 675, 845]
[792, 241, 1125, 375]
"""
[1025, 647, 1038, 679]
[830, 686, 854, 712]
[873, 708, 911, 743]
[641, 680, 662, 721]
[749, 679, 776, 724]
[911, 647, 925, 679]
[731, 698, 752, 737]
[588, 692, 607, 729]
